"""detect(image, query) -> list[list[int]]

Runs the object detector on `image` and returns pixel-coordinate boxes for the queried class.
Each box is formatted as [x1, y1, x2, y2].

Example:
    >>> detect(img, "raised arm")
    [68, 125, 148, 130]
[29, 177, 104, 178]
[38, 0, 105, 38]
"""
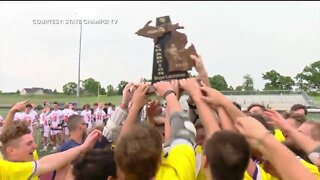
[264, 109, 320, 166]
[200, 86, 245, 121]
[34, 129, 101, 176]
[191, 55, 210, 87]
[235, 116, 316, 180]
[3, 100, 29, 132]
[103, 83, 134, 142]
[179, 78, 220, 137]
[119, 83, 149, 139]
[153, 81, 196, 143]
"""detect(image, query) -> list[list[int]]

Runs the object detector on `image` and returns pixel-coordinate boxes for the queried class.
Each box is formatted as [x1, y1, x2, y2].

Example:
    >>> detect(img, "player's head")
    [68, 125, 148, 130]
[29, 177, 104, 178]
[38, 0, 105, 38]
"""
[53, 101, 59, 110]
[98, 103, 104, 109]
[73, 148, 117, 180]
[67, 115, 88, 139]
[290, 104, 307, 116]
[83, 104, 90, 110]
[115, 123, 162, 180]
[0, 121, 37, 162]
[25, 104, 32, 114]
[203, 130, 250, 180]
[247, 103, 266, 114]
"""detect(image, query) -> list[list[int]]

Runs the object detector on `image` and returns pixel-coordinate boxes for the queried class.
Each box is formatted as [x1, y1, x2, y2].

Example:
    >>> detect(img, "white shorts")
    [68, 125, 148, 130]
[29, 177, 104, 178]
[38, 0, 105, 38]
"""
[50, 128, 61, 136]
[43, 126, 50, 137]
[95, 120, 103, 126]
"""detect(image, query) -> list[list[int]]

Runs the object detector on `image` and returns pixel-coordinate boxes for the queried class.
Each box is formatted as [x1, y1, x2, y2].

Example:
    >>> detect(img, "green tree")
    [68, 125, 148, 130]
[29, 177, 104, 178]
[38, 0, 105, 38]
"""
[16, 90, 20, 94]
[235, 86, 243, 91]
[63, 82, 77, 95]
[106, 84, 117, 96]
[53, 89, 58, 94]
[295, 60, 320, 91]
[81, 78, 101, 96]
[242, 74, 254, 91]
[209, 75, 229, 91]
[117, 81, 128, 95]
[262, 70, 295, 90]
[100, 88, 107, 95]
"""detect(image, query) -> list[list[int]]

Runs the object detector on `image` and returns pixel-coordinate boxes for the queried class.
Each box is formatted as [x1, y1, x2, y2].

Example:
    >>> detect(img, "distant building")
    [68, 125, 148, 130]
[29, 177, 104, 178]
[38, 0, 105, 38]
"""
[20, 87, 53, 95]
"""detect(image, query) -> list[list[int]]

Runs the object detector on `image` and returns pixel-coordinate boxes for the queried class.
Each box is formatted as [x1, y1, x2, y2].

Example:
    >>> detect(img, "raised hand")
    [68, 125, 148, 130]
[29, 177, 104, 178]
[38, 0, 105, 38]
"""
[264, 109, 292, 133]
[199, 86, 226, 108]
[170, 80, 180, 99]
[81, 129, 102, 152]
[179, 78, 202, 98]
[191, 54, 210, 87]
[191, 55, 206, 75]
[131, 82, 150, 110]
[153, 81, 174, 98]
[11, 99, 29, 113]
[122, 82, 134, 106]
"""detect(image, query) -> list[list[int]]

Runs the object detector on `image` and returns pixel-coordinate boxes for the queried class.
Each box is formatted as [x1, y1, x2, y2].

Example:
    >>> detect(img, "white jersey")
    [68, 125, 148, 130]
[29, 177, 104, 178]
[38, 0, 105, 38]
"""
[30, 109, 38, 119]
[39, 112, 50, 127]
[17, 112, 37, 133]
[14, 112, 23, 121]
[48, 110, 62, 128]
[94, 109, 106, 126]
[107, 107, 115, 118]
[61, 109, 78, 123]
[81, 109, 92, 125]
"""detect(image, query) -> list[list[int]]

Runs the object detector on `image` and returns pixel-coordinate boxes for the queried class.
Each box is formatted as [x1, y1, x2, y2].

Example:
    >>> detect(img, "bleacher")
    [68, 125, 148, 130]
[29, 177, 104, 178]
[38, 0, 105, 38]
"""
[226, 94, 311, 111]
[180, 90, 316, 112]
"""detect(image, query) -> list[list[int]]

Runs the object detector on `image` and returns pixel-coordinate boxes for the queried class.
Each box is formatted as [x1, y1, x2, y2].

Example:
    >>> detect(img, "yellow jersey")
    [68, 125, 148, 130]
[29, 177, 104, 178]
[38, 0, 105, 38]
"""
[274, 129, 285, 142]
[0, 151, 39, 180]
[195, 145, 206, 180]
[0, 159, 37, 180]
[156, 143, 196, 180]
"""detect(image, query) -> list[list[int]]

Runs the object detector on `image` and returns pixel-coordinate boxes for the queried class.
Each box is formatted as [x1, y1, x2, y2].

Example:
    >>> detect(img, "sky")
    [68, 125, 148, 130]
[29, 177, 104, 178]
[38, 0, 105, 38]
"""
[0, 1, 319, 92]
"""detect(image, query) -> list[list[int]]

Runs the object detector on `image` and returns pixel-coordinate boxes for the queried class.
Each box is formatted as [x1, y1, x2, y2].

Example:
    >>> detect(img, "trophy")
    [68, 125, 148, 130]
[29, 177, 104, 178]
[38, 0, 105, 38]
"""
[136, 16, 198, 83]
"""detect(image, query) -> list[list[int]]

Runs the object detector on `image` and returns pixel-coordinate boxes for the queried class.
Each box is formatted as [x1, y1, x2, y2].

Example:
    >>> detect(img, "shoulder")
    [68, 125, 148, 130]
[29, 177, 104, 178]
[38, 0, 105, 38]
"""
[59, 140, 80, 152]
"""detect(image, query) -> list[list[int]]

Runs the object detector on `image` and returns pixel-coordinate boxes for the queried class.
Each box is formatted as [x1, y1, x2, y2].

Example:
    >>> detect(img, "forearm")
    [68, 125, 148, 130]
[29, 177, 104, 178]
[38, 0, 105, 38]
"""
[103, 108, 128, 140]
[220, 99, 245, 121]
[286, 128, 320, 153]
[258, 135, 315, 180]
[3, 109, 17, 131]
[166, 93, 181, 114]
[193, 97, 220, 137]
[35, 145, 84, 176]
[217, 107, 236, 131]
[164, 109, 172, 142]
[119, 106, 140, 139]
[197, 72, 210, 87]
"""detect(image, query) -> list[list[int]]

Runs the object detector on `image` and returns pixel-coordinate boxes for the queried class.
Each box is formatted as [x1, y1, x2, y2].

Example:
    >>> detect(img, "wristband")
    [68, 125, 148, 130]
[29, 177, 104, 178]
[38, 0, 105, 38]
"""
[164, 90, 176, 100]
